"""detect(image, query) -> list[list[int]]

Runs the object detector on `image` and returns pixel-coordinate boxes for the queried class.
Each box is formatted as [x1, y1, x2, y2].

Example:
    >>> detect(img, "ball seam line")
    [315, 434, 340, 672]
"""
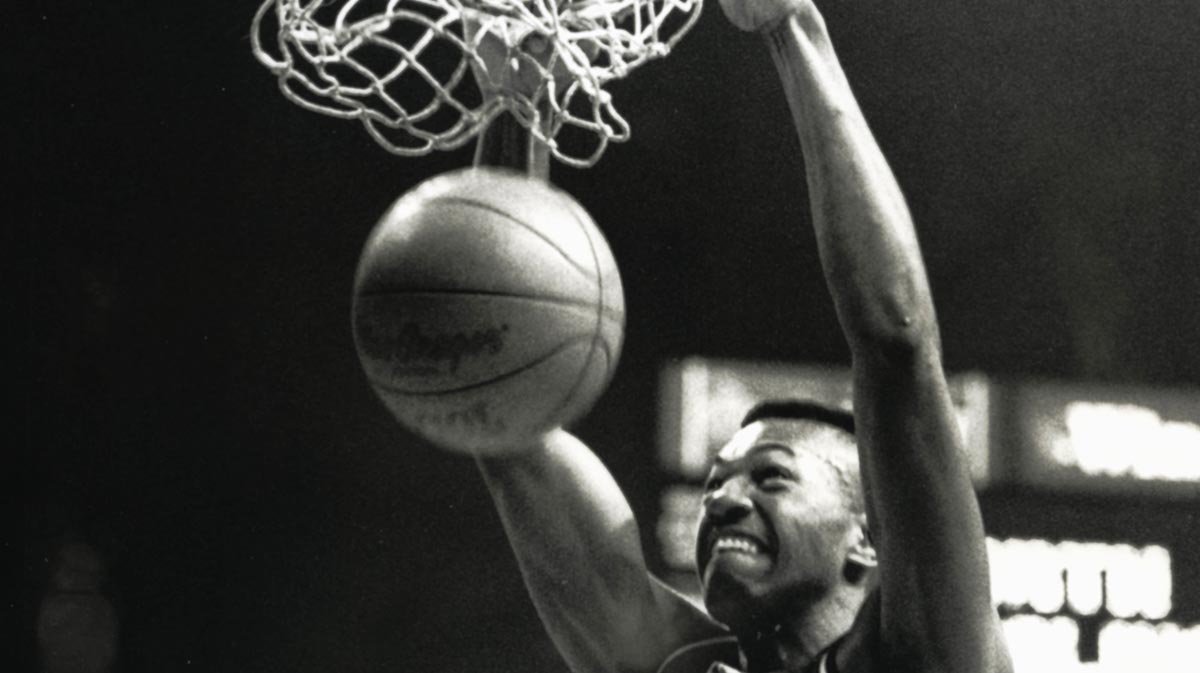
[430, 195, 599, 282]
[530, 195, 612, 431]
[354, 289, 625, 322]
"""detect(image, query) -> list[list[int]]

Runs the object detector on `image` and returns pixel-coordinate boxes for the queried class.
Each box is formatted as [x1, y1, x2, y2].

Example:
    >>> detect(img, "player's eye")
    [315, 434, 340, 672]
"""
[753, 466, 793, 488]
[703, 475, 725, 493]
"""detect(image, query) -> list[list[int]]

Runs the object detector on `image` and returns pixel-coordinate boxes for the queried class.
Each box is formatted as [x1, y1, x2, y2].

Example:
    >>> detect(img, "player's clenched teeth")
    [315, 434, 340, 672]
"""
[713, 535, 765, 555]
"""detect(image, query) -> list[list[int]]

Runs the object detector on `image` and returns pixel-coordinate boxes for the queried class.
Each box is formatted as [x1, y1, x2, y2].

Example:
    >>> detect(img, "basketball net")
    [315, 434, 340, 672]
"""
[251, 0, 702, 167]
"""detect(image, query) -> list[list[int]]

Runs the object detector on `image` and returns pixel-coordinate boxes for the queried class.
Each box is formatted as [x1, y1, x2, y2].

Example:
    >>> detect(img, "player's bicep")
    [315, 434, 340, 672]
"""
[851, 352, 1009, 672]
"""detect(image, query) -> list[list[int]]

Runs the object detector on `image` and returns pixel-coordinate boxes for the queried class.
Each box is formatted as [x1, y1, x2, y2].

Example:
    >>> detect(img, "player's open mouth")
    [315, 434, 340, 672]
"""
[702, 530, 773, 583]
[697, 522, 776, 579]
[712, 534, 765, 556]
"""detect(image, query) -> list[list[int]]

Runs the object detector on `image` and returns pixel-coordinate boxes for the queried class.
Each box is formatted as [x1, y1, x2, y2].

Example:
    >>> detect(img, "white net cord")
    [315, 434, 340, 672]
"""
[251, 0, 702, 167]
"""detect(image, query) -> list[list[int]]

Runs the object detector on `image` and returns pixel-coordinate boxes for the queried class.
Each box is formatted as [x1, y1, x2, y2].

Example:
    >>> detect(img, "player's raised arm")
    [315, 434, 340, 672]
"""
[477, 432, 723, 673]
[722, 2, 1011, 671]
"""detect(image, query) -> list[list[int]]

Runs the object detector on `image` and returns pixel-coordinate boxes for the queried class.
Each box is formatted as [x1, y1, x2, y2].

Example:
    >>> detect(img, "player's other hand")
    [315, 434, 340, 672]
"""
[719, 0, 812, 32]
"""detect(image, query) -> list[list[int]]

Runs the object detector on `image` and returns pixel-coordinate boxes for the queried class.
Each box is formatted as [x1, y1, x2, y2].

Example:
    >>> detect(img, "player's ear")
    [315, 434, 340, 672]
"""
[843, 513, 877, 583]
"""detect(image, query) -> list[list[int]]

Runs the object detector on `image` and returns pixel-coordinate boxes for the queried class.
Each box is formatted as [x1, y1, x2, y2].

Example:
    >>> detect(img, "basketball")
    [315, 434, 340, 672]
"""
[352, 167, 625, 454]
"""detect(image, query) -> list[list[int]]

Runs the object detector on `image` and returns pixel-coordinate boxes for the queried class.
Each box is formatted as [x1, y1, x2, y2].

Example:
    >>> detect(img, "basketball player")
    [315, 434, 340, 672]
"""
[471, 1, 1013, 672]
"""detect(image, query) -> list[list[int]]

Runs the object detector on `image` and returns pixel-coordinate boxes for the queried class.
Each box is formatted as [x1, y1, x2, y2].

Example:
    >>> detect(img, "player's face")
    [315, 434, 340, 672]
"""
[695, 419, 859, 632]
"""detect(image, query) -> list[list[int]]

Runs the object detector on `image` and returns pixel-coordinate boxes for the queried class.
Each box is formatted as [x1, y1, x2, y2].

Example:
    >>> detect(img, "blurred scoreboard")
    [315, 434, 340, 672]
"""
[654, 358, 1200, 673]
[1003, 381, 1200, 497]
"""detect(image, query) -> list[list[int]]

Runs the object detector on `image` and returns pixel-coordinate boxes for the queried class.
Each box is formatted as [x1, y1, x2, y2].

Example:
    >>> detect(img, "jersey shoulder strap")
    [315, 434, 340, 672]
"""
[657, 636, 741, 673]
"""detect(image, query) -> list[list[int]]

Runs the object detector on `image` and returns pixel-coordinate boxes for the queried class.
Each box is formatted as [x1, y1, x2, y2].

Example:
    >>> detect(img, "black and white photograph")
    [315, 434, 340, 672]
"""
[17, 1, 1200, 672]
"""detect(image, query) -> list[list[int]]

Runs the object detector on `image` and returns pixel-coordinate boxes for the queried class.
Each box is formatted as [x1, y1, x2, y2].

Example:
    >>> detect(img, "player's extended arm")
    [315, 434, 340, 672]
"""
[477, 432, 722, 673]
[728, 2, 1011, 671]
[463, 22, 722, 673]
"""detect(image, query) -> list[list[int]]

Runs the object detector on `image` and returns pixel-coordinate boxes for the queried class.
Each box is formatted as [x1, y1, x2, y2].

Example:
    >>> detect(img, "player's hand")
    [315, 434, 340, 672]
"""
[466, 15, 548, 101]
[464, 13, 588, 102]
[719, 0, 812, 33]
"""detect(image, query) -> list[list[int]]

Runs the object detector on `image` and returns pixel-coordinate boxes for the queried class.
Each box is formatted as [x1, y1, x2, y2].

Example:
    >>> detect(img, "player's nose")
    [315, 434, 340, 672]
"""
[702, 478, 753, 523]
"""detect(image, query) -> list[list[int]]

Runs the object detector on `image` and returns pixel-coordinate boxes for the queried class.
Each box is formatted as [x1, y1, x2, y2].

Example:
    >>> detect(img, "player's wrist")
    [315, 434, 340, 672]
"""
[761, 7, 840, 90]
[474, 430, 573, 478]
[763, 7, 827, 47]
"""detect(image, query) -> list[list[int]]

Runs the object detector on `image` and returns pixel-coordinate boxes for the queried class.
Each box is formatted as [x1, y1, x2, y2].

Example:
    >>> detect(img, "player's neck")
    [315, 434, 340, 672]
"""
[740, 583, 866, 673]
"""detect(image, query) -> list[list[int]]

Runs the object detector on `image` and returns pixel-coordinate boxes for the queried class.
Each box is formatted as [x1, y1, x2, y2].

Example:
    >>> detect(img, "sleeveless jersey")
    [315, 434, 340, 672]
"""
[656, 636, 835, 673]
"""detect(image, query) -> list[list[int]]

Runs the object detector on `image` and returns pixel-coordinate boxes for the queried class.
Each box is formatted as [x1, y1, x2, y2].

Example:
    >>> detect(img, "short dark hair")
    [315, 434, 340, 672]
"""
[740, 399, 855, 435]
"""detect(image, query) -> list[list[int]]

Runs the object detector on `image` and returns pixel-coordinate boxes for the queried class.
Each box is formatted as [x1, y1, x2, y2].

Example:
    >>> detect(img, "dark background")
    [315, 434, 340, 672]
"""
[16, 0, 1200, 671]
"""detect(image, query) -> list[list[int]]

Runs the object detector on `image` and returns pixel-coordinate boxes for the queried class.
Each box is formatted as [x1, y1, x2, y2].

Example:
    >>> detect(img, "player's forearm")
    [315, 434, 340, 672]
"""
[767, 12, 939, 357]
[477, 431, 648, 576]
[475, 430, 662, 671]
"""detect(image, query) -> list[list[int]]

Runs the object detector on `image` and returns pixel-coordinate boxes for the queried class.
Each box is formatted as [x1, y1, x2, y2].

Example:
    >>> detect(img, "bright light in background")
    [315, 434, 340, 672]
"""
[1053, 402, 1200, 482]
[1061, 541, 1104, 616]
[657, 486, 702, 570]
[988, 538, 1067, 614]
[1003, 615, 1080, 671]
[659, 359, 993, 484]
[1099, 621, 1200, 673]
[1107, 544, 1173, 620]
[987, 537, 1172, 619]
[1003, 617, 1200, 673]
